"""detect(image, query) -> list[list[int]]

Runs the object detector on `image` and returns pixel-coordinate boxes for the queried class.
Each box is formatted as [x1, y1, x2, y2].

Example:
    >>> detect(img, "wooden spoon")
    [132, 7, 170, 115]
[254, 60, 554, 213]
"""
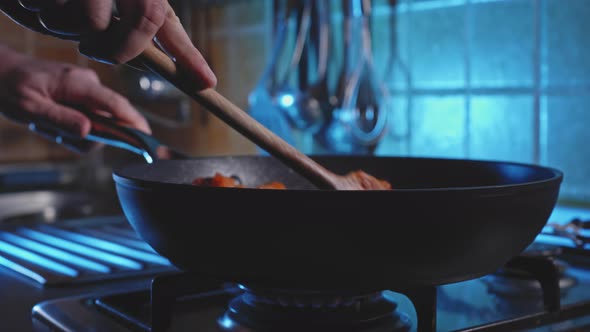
[136, 43, 391, 191]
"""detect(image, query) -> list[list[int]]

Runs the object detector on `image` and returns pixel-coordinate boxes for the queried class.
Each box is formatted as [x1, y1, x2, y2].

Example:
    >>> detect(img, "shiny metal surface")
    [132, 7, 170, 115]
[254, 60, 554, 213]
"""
[28, 252, 590, 332]
[25, 206, 590, 332]
[0, 216, 175, 286]
[0, 191, 97, 223]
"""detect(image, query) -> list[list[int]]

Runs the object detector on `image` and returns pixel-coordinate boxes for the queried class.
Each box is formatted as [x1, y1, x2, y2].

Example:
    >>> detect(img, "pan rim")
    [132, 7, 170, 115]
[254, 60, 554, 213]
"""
[111, 155, 564, 194]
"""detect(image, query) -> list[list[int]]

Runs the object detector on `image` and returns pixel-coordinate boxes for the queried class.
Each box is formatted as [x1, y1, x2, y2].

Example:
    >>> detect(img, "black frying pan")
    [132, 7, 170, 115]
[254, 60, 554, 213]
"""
[83, 114, 563, 293]
[1, 0, 563, 293]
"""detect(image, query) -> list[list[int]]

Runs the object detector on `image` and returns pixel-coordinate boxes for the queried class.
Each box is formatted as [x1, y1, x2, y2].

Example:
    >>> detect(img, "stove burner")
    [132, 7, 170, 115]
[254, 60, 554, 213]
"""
[483, 246, 571, 314]
[543, 218, 590, 248]
[483, 259, 575, 298]
[218, 286, 411, 332]
[523, 243, 564, 258]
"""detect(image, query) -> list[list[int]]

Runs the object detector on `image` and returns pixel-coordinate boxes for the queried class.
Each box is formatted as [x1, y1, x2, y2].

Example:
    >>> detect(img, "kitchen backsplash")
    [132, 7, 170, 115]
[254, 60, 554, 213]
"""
[0, 0, 588, 204]
[366, 0, 590, 203]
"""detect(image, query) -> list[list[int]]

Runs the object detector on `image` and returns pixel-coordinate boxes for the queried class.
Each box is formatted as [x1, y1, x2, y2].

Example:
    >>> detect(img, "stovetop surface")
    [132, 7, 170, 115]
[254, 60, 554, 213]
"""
[8, 204, 590, 332]
[29, 245, 590, 332]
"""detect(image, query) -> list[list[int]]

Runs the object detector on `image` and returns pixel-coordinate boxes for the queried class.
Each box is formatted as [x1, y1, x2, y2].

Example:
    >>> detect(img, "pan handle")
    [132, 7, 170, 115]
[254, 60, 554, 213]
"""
[26, 107, 187, 162]
[83, 111, 189, 162]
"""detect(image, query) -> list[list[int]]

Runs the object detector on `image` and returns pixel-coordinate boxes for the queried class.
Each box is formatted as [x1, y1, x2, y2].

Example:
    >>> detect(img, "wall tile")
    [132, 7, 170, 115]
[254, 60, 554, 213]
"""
[208, 6, 234, 30]
[410, 95, 466, 158]
[469, 95, 534, 163]
[408, 3, 466, 88]
[225, 32, 268, 155]
[543, 0, 590, 87]
[226, 34, 269, 109]
[544, 95, 590, 201]
[228, 1, 269, 26]
[470, 0, 535, 87]
[371, 5, 411, 90]
[375, 93, 410, 156]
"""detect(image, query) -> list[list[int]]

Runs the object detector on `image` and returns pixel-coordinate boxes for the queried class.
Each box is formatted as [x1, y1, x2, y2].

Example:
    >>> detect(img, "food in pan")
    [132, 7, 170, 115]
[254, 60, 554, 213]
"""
[192, 173, 287, 189]
[192, 171, 392, 190]
[346, 170, 392, 190]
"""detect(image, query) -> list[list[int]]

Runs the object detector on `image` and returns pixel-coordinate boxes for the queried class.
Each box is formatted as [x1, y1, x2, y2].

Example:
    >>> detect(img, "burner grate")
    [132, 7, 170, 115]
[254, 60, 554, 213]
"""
[0, 215, 176, 286]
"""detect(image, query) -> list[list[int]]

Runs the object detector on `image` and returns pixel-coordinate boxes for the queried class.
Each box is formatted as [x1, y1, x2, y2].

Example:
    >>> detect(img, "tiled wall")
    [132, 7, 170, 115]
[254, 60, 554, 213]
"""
[246, 0, 586, 203]
[367, 0, 590, 203]
[254, 0, 588, 203]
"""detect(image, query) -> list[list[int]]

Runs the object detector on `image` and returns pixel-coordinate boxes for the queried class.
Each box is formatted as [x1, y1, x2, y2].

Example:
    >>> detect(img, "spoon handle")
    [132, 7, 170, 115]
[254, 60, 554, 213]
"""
[137, 43, 338, 190]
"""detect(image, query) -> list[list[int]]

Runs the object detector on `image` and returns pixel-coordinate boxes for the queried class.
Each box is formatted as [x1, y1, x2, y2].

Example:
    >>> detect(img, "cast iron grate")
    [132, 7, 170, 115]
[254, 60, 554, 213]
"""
[0, 215, 175, 286]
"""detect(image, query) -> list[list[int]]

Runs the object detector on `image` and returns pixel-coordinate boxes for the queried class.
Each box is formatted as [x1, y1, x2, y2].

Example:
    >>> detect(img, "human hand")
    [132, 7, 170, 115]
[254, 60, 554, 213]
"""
[0, 46, 150, 151]
[0, 0, 216, 89]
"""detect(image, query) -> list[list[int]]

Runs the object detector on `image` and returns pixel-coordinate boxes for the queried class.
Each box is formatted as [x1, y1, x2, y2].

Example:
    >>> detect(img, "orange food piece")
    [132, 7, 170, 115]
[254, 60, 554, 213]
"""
[192, 173, 286, 189]
[347, 170, 392, 190]
[256, 182, 287, 190]
[191, 173, 239, 187]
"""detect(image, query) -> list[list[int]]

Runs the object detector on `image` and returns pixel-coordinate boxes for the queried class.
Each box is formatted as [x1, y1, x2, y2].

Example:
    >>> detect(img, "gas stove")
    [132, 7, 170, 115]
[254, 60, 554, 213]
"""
[0, 204, 584, 332]
[29, 238, 590, 331]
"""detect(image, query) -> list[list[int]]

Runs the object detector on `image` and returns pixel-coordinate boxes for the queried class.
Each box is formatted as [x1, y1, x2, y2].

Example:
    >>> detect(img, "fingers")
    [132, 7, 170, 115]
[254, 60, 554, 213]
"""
[38, 0, 114, 36]
[19, 92, 93, 138]
[113, 0, 167, 63]
[79, 0, 114, 31]
[154, 3, 216, 88]
[79, 0, 167, 65]
[21, 95, 102, 153]
[13, 0, 217, 90]
[56, 68, 152, 134]
[77, 0, 216, 89]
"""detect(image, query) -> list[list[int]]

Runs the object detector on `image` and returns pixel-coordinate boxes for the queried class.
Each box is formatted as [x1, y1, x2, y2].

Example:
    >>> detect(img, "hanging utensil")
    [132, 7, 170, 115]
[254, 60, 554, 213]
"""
[321, 0, 389, 154]
[247, 0, 296, 147]
[295, 0, 332, 134]
[271, 0, 325, 134]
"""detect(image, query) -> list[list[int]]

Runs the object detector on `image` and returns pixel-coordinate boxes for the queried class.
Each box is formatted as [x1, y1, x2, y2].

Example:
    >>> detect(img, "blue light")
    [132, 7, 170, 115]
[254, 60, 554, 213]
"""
[142, 151, 153, 164]
[352, 0, 362, 16]
[18, 229, 143, 270]
[0, 255, 46, 284]
[101, 225, 139, 237]
[217, 314, 237, 329]
[86, 133, 152, 163]
[0, 233, 111, 273]
[279, 94, 295, 108]
[535, 232, 589, 249]
[365, 107, 375, 121]
[81, 229, 156, 252]
[0, 240, 78, 277]
[37, 226, 170, 265]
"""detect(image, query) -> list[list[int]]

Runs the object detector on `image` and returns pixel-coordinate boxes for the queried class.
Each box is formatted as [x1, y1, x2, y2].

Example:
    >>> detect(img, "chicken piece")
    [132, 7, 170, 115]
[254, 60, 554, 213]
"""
[346, 170, 393, 190]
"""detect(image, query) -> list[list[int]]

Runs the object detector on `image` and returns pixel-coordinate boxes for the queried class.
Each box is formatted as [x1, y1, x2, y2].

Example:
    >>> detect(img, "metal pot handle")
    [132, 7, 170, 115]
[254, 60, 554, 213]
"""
[83, 111, 189, 162]
[28, 110, 188, 163]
